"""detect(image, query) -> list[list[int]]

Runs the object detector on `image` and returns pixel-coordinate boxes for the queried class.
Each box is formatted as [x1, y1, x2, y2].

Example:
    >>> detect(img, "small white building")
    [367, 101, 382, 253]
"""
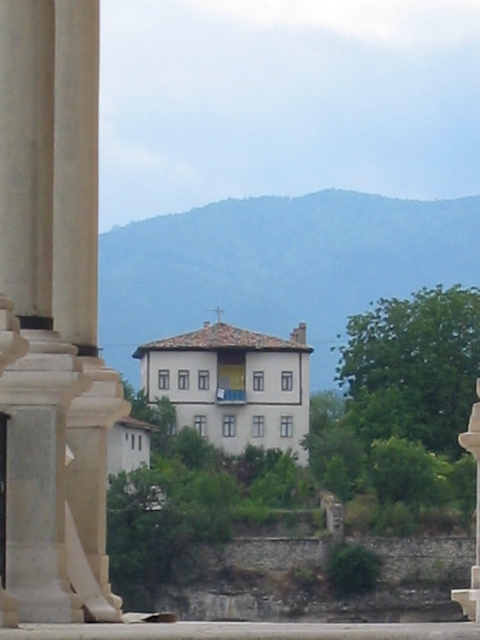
[106, 415, 154, 478]
[133, 321, 312, 464]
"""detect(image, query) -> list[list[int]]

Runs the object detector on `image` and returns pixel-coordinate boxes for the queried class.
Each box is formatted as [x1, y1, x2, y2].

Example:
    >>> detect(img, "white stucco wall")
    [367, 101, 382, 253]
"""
[107, 422, 151, 479]
[140, 349, 310, 464]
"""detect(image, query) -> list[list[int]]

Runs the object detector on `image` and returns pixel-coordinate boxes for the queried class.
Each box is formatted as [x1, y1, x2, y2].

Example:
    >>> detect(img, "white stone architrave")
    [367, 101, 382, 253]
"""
[452, 379, 480, 621]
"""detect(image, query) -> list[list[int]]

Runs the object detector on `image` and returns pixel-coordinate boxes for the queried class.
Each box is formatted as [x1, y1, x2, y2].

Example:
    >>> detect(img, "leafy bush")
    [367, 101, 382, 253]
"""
[232, 498, 272, 525]
[371, 501, 416, 536]
[344, 493, 378, 535]
[370, 436, 437, 512]
[327, 542, 382, 597]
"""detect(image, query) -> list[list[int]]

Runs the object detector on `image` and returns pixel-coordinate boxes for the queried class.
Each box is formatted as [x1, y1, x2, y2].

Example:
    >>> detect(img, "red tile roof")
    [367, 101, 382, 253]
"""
[133, 322, 313, 358]
[116, 415, 156, 431]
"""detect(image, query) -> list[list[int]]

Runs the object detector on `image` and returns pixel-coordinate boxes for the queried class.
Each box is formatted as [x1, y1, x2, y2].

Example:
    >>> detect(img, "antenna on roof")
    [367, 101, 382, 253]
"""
[207, 306, 224, 323]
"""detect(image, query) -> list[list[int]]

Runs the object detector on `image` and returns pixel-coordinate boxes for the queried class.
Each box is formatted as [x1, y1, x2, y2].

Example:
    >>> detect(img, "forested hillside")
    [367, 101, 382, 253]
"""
[98, 189, 480, 390]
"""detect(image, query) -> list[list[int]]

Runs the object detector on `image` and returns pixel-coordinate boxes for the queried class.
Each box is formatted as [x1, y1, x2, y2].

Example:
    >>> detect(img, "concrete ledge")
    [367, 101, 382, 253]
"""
[4, 622, 479, 640]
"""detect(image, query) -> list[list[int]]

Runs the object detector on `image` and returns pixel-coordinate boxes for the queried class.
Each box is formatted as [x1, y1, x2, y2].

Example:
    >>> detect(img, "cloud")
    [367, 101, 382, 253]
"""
[180, 0, 480, 47]
[99, 0, 480, 231]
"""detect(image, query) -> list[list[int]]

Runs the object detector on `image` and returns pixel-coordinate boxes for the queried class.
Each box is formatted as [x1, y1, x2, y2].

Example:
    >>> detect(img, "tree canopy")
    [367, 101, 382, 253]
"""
[336, 284, 480, 458]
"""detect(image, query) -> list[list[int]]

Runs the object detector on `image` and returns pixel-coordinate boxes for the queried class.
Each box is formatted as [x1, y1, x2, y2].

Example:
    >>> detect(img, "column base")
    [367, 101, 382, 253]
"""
[8, 543, 83, 623]
[0, 293, 28, 376]
[0, 586, 18, 628]
[66, 355, 129, 613]
[451, 589, 476, 621]
[87, 553, 122, 612]
[0, 328, 90, 624]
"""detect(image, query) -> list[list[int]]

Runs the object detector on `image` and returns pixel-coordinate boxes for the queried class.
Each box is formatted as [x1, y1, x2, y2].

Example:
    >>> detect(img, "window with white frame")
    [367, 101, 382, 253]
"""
[158, 369, 170, 390]
[252, 371, 264, 391]
[198, 370, 210, 390]
[252, 415, 265, 438]
[281, 370, 293, 391]
[178, 369, 190, 390]
[167, 423, 177, 436]
[280, 415, 293, 438]
[194, 415, 206, 437]
[223, 415, 236, 437]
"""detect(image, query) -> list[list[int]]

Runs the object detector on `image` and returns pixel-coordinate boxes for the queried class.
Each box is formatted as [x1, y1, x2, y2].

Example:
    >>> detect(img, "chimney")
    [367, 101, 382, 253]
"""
[290, 327, 299, 342]
[297, 322, 306, 345]
[203, 321, 210, 328]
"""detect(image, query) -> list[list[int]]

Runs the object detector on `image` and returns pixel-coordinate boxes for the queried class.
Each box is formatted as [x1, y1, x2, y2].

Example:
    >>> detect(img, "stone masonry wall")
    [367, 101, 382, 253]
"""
[189, 536, 475, 586]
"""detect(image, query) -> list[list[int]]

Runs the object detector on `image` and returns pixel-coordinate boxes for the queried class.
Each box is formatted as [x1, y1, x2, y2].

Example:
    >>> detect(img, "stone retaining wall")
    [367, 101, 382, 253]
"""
[190, 536, 474, 586]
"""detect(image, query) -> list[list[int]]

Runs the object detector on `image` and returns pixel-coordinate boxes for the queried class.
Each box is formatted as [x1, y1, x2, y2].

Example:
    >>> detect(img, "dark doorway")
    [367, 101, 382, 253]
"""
[0, 413, 6, 588]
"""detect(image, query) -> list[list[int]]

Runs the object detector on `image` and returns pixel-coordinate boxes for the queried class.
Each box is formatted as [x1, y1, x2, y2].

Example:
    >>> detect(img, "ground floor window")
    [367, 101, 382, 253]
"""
[223, 415, 236, 437]
[194, 415, 207, 437]
[252, 415, 265, 438]
[280, 415, 293, 438]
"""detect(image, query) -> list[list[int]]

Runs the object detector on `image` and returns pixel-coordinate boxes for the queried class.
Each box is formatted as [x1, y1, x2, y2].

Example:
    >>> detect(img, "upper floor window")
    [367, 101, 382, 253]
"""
[281, 370, 293, 391]
[138, 435, 142, 451]
[167, 423, 177, 436]
[131, 434, 135, 449]
[223, 415, 236, 438]
[252, 415, 265, 438]
[253, 371, 264, 391]
[194, 415, 207, 437]
[280, 415, 293, 438]
[158, 369, 170, 390]
[198, 370, 210, 390]
[178, 369, 190, 390]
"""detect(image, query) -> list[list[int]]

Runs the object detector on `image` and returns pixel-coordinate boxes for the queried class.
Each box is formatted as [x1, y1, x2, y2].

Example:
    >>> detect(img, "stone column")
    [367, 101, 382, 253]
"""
[0, 0, 89, 623]
[451, 379, 480, 621]
[0, 1, 54, 324]
[53, 0, 129, 617]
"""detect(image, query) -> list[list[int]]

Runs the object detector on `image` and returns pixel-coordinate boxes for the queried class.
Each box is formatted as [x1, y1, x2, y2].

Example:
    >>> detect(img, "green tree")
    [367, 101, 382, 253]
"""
[121, 378, 176, 452]
[166, 426, 217, 470]
[248, 451, 302, 508]
[322, 455, 350, 503]
[107, 462, 239, 610]
[309, 390, 346, 437]
[450, 453, 477, 528]
[307, 424, 366, 499]
[336, 285, 480, 458]
[370, 436, 437, 512]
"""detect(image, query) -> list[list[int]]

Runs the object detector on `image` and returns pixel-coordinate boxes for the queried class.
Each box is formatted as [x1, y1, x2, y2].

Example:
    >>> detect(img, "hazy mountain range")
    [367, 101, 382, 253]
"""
[98, 189, 480, 391]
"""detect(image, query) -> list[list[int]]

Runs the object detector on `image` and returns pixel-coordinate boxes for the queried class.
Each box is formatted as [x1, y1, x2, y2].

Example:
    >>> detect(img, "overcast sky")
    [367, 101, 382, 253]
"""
[99, 0, 480, 232]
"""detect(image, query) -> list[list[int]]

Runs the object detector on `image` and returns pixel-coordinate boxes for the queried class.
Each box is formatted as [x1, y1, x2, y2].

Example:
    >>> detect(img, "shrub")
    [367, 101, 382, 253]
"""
[372, 501, 416, 536]
[327, 542, 381, 597]
[344, 493, 378, 535]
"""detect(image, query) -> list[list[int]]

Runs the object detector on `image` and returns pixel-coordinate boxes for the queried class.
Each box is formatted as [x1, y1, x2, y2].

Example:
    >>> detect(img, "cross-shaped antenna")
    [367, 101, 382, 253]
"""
[207, 306, 224, 323]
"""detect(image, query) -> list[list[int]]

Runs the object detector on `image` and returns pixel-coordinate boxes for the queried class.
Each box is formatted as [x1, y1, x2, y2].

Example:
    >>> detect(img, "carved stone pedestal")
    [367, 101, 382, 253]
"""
[452, 391, 480, 622]
[0, 293, 28, 628]
[0, 329, 90, 623]
[66, 356, 129, 620]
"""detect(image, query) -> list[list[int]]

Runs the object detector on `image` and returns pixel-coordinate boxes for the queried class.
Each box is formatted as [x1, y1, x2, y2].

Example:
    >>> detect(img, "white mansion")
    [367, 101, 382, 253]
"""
[133, 321, 312, 463]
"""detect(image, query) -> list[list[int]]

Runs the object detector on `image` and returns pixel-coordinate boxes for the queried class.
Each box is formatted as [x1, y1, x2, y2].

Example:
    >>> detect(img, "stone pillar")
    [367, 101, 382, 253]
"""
[53, 0, 129, 616]
[451, 380, 480, 621]
[0, 0, 54, 324]
[0, 1, 90, 623]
